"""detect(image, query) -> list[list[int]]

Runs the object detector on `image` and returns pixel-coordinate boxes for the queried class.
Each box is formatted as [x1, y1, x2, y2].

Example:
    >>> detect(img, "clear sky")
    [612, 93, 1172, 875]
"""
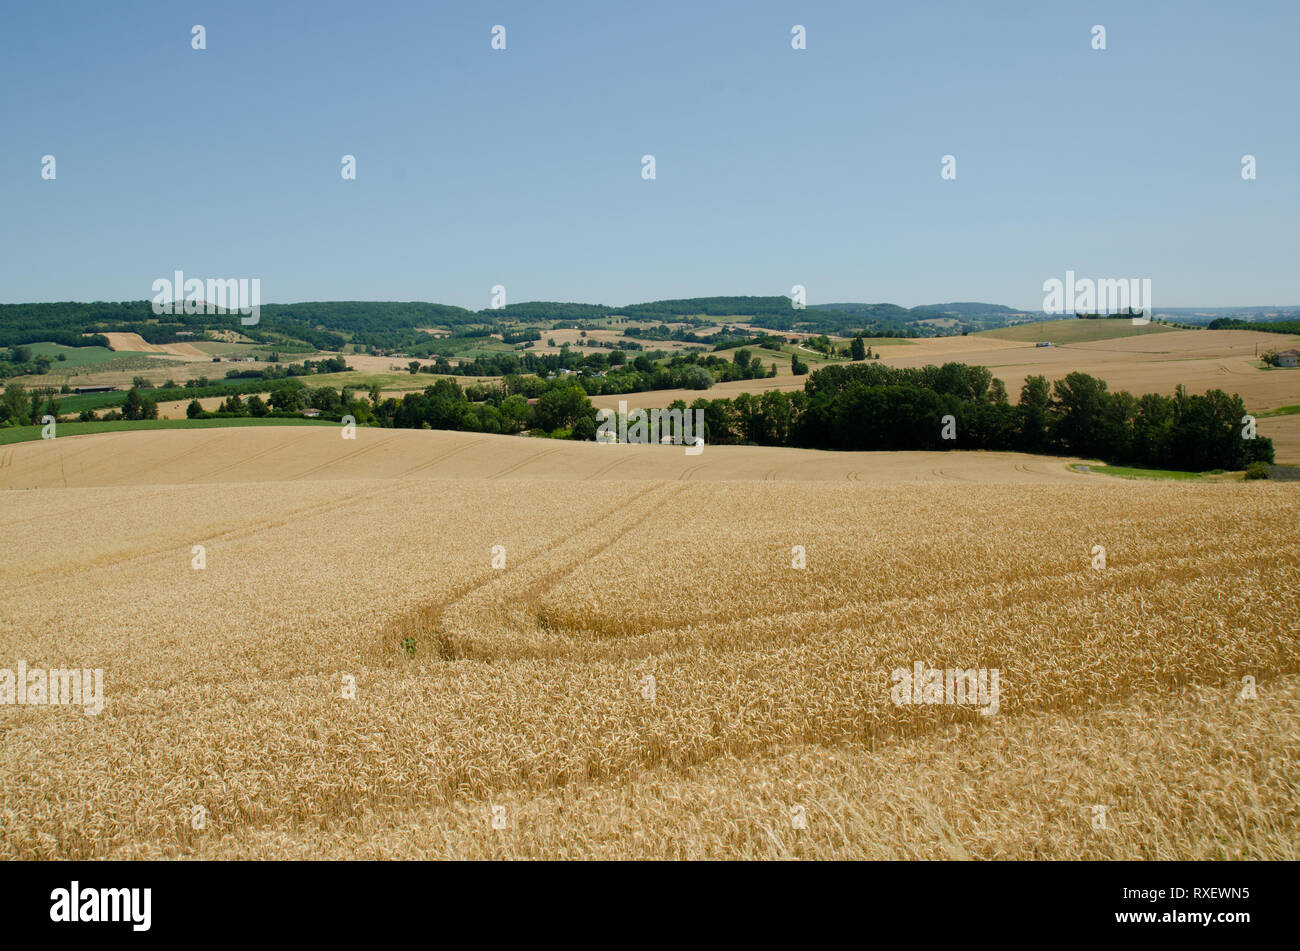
[2, 0, 1296, 310]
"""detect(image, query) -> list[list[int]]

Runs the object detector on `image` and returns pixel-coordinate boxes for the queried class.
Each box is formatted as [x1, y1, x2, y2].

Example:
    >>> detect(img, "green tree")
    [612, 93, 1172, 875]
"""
[1050, 372, 1109, 458]
[500, 394, 530, 433]
[851, 336, 866, 361]
[0, 383, 30, 425]
[122, 387, 144, 420]
[186, 399, 203, 419]
[269, 387, 304, 412]
[532, 383, 593, 434]
[1016, 375, 1052, 452]
[682, 366, 714, 390]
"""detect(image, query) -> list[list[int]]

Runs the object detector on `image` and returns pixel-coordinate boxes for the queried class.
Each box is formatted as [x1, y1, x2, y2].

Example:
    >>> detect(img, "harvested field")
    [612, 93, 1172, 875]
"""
[97, 332, 209, 358]
[591, 328, 1300, 413]
[1258, 413, 1300, 464]
[0, 429, 1296, 859]
[154, 396, 228, 419]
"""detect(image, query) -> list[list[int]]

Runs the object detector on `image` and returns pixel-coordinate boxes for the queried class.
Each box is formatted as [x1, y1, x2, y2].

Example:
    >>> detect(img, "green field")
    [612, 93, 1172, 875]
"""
[981, 319, 1176, 345]
[1258, 405, 1300, 418]
[23, 342, 176, 374]
[47, 391, 128, 414]
[26, 342, 122, 367]
[451, 342, 518, 359]
[191, 341, 273, 358]
[0, 416, 339, 446]
[1074, 463, 1238, 482]
[847, 336, 916, 347]
[305, 371, 421, 391]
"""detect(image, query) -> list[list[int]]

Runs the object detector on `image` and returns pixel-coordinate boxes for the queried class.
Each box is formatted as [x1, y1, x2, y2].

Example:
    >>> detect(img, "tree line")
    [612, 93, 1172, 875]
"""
[642, 363, 1273, 470]
[2, 353, 1274, 472]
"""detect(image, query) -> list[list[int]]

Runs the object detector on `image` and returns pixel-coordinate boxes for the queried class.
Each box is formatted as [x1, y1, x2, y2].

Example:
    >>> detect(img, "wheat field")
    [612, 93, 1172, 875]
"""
[0, 429, 1296, 859]
[591, 328, 1300, 427]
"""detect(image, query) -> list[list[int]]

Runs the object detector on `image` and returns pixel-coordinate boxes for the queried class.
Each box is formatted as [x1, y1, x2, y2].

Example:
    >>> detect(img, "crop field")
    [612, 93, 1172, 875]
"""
[26, 342, 122, 367]
[189, 341, 272, 359]
[97, 332, 209, 358]
[925, 328, 1300, 414]
[0, 427, 1089, 487]
[1258, 413, 1300, 464]
[21, 344, 184, 382]
[0, 417, 338, 447]
[0, 429, 1296, 859]
[981, 319, 1176, 345]
[582, 327, 1300, 415]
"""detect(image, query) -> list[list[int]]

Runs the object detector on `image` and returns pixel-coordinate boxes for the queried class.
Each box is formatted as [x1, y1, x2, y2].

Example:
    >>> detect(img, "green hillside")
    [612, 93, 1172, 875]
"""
[981, 319, 1176, 345]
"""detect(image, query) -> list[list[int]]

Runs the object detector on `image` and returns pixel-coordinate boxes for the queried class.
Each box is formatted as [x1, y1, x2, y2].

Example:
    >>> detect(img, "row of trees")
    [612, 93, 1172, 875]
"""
[185, 375, 595, 438]
[220, 355, 350, 380]
[409, 348, 779, 395]
[0, 383, 61, 426]
[639, 364, 1272, 470]
[6, 357, 1275, 471]
[0, 347, 62, 380]
[1209, 317, 1300, 335]
[379, 377, 594, 438]
[189, 384, 374, 422]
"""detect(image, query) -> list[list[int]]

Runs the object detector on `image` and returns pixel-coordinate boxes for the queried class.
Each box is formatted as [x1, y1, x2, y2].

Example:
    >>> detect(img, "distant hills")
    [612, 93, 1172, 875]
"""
[2, 297, 1297, 354]
[0, 296, 1034, 350]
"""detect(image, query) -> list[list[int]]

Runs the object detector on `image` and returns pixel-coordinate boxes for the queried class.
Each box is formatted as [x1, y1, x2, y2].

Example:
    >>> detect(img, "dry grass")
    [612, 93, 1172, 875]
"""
[0, 432, 1296, 859]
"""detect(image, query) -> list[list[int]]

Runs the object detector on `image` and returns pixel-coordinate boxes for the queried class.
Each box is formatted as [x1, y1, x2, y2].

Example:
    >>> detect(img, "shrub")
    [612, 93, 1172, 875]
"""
[682, 366, 714, 390]
[1245, 462, 1270, 480]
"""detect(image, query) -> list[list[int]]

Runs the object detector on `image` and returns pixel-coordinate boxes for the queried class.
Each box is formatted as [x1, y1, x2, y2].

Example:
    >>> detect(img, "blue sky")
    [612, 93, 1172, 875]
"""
[2, 0, 1297, 310]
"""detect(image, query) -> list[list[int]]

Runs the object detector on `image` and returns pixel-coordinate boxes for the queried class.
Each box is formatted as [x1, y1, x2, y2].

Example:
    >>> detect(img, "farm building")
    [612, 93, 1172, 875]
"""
[301, 408, 322, 418]
[1278, 349, 1299, 368]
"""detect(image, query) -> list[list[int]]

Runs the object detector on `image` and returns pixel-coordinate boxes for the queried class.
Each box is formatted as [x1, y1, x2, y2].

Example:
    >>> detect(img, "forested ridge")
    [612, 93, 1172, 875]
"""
[0, 296, 1028, 349]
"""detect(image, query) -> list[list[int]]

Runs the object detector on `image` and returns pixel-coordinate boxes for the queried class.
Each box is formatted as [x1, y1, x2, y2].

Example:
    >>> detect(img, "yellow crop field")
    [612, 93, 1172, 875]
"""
[586, 327, 1300, 414]
[1259, 414, 1300, 464]
[0, 428, 1090, 489]
[910, 329, 1300, 414]
[97, 332, 209, 358]
[0, 430, 1296, 859]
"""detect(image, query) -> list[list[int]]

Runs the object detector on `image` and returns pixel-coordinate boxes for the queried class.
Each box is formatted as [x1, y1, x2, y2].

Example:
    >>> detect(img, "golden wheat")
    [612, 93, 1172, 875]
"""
[0, 433, 1296, 859]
